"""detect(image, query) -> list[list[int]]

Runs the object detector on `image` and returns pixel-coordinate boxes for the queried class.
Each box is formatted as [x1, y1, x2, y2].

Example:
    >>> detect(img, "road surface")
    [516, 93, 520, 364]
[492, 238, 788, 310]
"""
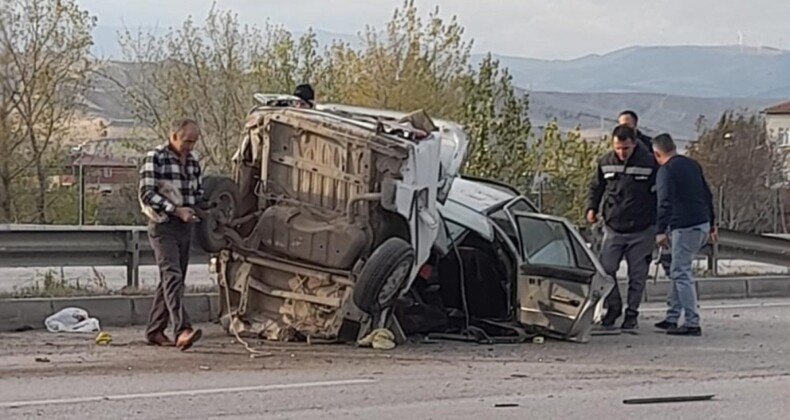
[1, 299, 789, 419]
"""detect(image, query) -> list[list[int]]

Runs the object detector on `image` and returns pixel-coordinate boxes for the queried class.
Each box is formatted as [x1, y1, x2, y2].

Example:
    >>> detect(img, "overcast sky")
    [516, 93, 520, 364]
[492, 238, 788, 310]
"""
[77, 0, 790, 59]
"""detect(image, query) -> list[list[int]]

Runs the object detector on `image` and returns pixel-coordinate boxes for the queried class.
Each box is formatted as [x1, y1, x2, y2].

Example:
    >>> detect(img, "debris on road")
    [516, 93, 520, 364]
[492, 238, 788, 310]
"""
[358, 328, 396, 350]
[34, 357, 50, 363]
[494, 403, 520, 408]
[623, 394, 716, 405]
[44, 307, 100, 333]
[532, 336, 545, 345]
[95, 331, 112, 345]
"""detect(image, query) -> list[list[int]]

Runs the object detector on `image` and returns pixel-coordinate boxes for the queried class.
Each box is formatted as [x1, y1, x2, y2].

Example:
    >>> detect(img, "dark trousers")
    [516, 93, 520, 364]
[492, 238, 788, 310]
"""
[599, 225, 655, 318]
[146, 220, 193, 339]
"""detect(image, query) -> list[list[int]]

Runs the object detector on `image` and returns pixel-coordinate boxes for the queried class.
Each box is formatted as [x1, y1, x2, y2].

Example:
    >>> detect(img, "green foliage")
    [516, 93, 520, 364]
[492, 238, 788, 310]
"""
[0, 0, 96, 223]
[1, 1, 609, 226]
[533, 123, 608, 222]
[460, 55, 533, 190]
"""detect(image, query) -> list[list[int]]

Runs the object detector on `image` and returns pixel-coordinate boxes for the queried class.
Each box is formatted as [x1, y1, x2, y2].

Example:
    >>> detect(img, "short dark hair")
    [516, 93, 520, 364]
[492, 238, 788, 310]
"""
[612, 124, 636, 142]
[170, 118, 199, 135]
[652, 133, 677, 153]
[618, 110, 638, 123]
[293, 83, 315, 103]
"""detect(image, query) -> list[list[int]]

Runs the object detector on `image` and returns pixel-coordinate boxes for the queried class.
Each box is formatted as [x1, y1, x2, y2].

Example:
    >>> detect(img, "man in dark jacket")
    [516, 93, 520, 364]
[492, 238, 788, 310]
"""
[618, 110, 652, 150]
[293, 83, 315, 108]
[587, 125, 658, 330]
[618, 109, 672, 274]
[652, 133, 716, 336]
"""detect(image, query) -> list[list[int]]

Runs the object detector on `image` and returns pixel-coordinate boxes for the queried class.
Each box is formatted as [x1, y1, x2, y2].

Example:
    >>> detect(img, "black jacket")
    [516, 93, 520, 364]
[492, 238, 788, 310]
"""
[637, 131, 652, 150]
[587, 144, 658, 234]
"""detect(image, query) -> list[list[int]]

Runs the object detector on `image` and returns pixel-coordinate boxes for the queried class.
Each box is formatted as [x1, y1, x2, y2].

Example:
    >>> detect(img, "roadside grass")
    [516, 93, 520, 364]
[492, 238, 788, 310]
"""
[1, 268, 217, 299]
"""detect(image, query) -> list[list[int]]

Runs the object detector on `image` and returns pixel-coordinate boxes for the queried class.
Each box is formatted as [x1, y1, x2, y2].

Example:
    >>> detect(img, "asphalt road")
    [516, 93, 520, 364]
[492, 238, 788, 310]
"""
[1, 299, 789, 419]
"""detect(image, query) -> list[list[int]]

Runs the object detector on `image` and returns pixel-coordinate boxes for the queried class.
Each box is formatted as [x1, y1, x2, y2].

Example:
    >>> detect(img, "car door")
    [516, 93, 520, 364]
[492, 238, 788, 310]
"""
[510, 211, 615, 343]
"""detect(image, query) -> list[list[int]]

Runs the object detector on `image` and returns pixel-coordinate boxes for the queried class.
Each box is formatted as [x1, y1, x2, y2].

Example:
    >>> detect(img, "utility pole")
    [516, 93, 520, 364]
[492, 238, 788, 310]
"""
[72, 142, 86, 226]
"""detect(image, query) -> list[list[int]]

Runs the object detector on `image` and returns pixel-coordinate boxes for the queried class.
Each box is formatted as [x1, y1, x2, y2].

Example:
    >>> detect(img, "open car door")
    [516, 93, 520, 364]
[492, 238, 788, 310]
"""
[511, 211, 615, 343]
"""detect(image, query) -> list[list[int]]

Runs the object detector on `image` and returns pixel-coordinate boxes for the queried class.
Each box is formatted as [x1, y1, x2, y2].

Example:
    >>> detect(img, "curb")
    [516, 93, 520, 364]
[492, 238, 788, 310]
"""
[2, 277, 790, 332]
[641, 276, 790, 302]
[0, 294, 218, 332]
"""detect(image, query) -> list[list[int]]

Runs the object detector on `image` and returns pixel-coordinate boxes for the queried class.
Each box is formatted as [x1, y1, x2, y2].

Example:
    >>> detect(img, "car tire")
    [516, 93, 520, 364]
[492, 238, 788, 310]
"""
[196, 175, 239, 253]
[353, 237, 416, 314]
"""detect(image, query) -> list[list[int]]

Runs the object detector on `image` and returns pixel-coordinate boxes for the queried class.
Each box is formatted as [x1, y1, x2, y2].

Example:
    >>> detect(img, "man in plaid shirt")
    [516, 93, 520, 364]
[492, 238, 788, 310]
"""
[139, 118, 204, 351]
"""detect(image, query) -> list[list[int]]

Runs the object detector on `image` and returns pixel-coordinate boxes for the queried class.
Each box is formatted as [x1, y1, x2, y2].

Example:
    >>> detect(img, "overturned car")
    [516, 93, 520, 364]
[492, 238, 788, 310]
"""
[197, 98, 614, 344]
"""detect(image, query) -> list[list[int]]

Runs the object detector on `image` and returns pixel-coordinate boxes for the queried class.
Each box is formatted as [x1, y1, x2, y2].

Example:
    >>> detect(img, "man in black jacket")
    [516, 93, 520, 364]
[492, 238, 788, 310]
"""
[587, 125, 658, 330]
[618, 110, 652, 150]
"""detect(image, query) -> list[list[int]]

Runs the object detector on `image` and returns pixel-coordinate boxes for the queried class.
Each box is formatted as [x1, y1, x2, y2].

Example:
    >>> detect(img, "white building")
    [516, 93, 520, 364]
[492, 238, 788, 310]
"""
[764, 102, 790, 181]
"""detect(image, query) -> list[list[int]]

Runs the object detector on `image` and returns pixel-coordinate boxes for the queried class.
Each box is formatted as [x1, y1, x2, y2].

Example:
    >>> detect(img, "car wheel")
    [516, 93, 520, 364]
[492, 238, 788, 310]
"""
[353, 237, 415, 314]
[196, 175, 239, 253]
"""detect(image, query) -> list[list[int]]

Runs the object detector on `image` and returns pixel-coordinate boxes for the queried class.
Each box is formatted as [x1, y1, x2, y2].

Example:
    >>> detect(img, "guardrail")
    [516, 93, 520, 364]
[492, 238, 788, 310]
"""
[579, 226, 790, 276]
[1, 224, 789, 288]
[0, 224, 207, 288]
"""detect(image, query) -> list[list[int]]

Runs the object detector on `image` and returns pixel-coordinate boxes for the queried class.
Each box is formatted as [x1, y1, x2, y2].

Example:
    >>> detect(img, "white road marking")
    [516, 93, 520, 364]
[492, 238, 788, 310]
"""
[0, 379, 376, 409]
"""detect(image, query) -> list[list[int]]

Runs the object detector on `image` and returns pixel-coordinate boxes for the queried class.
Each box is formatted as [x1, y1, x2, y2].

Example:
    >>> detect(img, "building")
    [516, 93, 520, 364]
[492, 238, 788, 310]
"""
[52, 153, 138, 194]
[764, 101, 790, 148]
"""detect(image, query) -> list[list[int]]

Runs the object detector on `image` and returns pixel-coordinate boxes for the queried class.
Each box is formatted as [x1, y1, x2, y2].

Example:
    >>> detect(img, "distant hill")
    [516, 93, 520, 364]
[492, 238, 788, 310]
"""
[527, 91, 776, 142]
[486, 45, 790, 99]
[81, 39, 788, 149]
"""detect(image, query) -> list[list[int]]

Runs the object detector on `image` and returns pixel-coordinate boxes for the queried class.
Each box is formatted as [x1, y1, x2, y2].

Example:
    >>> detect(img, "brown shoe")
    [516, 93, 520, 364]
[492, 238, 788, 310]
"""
[176, 328, 203, 351]
[146, 332, 174, 347]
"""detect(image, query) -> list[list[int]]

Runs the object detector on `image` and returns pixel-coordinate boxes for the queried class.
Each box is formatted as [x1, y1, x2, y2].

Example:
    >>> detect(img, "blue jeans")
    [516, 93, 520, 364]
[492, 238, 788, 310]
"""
[665, 222, 710, 327]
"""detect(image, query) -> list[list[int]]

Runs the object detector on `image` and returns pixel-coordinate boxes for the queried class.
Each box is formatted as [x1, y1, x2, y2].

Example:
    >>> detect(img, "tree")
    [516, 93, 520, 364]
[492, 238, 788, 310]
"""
[533, 123, 608, 222]
[327, 0, 472, 116]
[688, 111, 785, 233]
[460, 55, 534, 191]
[0, 0, 96, 223]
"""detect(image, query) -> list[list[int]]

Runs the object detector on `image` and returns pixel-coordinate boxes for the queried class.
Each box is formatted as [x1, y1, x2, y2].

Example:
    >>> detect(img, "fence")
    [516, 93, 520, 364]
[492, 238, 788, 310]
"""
[1, 224, 789, 288]
[0, 224, 207, 288]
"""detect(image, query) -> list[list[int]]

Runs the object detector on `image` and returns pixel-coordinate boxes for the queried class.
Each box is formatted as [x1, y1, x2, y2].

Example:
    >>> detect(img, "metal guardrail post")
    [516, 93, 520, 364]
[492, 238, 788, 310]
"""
[126, 230, 141, 288]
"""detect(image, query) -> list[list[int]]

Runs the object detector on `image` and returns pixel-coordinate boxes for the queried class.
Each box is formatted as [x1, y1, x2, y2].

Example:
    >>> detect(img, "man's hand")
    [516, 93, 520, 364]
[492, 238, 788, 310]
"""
[174, 207, 197, 223]
[656, 233, 669, 248]
[586, 209, 598, 224]
[709, 226, 718, 243]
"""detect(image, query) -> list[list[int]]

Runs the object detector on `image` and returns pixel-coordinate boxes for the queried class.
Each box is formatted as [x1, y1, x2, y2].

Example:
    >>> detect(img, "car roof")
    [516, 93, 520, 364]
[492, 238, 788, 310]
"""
[438, 177, 520, 241]
[445, 177, 517, 213]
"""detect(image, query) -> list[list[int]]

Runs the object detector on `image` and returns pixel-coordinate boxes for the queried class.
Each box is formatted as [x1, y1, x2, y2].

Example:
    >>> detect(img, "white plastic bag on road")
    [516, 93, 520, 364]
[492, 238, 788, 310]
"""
[44, 307, 101, 333]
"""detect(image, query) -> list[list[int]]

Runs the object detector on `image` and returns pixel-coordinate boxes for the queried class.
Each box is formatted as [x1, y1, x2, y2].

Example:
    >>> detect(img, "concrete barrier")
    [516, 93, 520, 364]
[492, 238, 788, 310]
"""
[0, 294, 216, 332]
[2, 277, 790, 332]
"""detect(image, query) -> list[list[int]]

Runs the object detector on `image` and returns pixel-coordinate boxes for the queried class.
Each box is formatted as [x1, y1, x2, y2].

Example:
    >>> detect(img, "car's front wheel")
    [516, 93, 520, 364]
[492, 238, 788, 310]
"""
[353, 237, 416, 314]
[196, 175, 239, 253]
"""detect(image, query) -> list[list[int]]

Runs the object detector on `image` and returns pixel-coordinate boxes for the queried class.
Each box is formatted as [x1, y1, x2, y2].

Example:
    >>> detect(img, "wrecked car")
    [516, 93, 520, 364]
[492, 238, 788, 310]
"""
[197, 95, 467, 343]
[197, 98, 614, 345]
[397, 176, 616, 343]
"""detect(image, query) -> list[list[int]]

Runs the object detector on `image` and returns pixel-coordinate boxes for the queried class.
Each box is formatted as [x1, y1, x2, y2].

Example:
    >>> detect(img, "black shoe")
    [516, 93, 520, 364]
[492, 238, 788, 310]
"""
[667, 325, 702, 336]
[621, 315, 638, 331]
[654, 320, 677, 331]
[601, 307, 622, 327]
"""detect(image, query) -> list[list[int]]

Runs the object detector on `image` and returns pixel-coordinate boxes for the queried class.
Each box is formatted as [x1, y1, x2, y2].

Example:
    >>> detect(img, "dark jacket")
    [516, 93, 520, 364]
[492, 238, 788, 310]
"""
[656, 155, 715, 232]
[637, 131, 652, 150]
[587, 144, 658, 234]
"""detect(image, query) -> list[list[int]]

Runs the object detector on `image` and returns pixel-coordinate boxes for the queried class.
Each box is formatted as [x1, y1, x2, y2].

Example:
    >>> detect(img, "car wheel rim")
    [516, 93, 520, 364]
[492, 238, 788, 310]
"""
[377, 257, 413, 306]
[210, 192, 235, 240]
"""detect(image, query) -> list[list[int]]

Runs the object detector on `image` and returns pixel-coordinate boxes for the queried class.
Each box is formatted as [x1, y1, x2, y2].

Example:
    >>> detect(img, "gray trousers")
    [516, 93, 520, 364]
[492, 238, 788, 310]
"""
[599, 225, 655, 317]
[146, 219, 193, 339]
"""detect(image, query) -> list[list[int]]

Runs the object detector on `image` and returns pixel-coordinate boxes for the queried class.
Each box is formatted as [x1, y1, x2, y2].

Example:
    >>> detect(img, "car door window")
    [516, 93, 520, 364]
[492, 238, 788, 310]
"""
[489, 198, 539, 252]
[517, 216, 577, 268]
[490, 207, 519, 249]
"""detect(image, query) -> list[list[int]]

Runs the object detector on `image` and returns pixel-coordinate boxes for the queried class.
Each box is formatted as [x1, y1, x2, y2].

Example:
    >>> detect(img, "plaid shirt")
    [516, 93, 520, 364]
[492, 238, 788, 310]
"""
[138, 144, 203, 214]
